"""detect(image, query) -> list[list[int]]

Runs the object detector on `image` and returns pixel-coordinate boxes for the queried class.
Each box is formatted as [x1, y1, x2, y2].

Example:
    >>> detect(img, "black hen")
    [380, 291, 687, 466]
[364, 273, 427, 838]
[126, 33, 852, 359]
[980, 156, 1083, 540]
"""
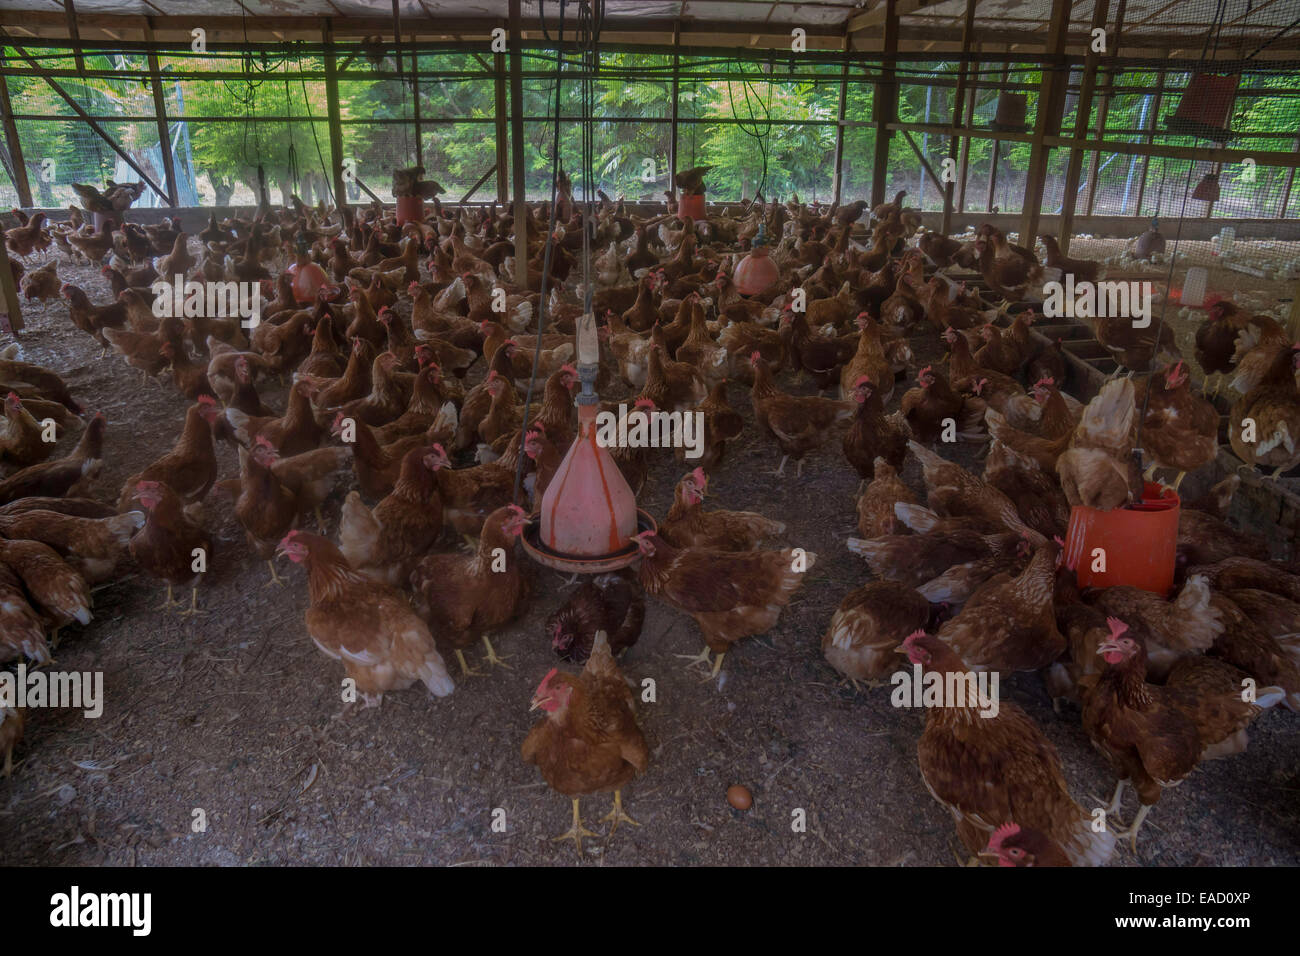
[547, 570, 645, 664]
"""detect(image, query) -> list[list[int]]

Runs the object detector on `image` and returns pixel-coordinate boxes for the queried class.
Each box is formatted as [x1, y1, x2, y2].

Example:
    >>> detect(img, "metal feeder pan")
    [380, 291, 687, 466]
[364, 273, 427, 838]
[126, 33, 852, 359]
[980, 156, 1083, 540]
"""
[520, 509, 657, 574]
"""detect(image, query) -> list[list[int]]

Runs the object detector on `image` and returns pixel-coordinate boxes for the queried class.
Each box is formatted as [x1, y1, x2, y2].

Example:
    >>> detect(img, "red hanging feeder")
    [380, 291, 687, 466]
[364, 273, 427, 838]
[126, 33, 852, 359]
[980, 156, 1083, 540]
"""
[396, 195, 425, 226]
[521, 312, 656, 573]
[1062, 481, 1180, 596]
[678, 193, 706, 221]
[1165, 73, 1240, 141]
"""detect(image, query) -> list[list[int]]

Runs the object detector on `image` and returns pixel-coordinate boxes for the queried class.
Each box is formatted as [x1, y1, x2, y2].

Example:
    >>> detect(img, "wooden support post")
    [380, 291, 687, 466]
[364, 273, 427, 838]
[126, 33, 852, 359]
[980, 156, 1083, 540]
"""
[956, 42, 978, 215]
[0, 69, 32, 208]
[832, 28, 850, 207]
[509, 0, 528, 287]
[323, 22, 348, 213]
[145, 24, 179, 208]
[1, 38, 168, 204]
[669, 21, 680, 200]
[870, 0, 898, 208]
[942, 0, 977, 234]
[986, 139, 1000, 213]
[1084, 0, 1125, 218]
[63, 0, 85, 75]
[0, 238, 21, 332]
[1133, 68, 1164, 218]
[494, 27, 509, 205]
[1058, 0, 1109, 254]
[1017, 0, 1071, 246]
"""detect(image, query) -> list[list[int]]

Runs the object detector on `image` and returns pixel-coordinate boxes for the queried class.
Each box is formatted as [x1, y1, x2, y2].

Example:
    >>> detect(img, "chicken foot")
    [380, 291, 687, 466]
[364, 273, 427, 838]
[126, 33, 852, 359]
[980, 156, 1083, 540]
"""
[552, 798, 600, 852]
[1115, 803, 1153, 854]
[675, 645, 726, 679]
[177, 586, 204, 617]
[264, 559, 288, 587]
[599, 790, 639, 836]
[481, 634, 512, 669]
[454, 650, 486, 678]
[158, 583, 186, 611]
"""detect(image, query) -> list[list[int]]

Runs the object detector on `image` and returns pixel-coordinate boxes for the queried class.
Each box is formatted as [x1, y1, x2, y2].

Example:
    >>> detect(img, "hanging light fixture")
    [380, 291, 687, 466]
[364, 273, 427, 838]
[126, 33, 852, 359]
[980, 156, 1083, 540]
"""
[734, 223, 780, 296]
[1192, 171, 1221, 203]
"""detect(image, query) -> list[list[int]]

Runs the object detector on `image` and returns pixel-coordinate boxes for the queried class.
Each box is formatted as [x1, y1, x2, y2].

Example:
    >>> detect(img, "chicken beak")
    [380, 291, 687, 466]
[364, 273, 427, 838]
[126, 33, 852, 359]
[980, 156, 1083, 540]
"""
[1096, 641, 1118, 656]
[528, 696, 547, 712]
[976, 851, 1000, 862]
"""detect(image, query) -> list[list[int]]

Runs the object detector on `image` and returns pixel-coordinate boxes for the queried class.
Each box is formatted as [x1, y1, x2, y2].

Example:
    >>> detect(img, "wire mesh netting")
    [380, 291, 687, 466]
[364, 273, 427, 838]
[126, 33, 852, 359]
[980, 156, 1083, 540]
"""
[0, 40, 1294, 230]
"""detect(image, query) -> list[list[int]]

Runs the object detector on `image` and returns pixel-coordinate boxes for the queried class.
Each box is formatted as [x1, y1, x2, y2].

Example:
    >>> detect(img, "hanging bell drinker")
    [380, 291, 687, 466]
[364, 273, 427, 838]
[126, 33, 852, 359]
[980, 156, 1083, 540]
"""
[1192, 172, 1221, 203]
[735, 223, 780, 297]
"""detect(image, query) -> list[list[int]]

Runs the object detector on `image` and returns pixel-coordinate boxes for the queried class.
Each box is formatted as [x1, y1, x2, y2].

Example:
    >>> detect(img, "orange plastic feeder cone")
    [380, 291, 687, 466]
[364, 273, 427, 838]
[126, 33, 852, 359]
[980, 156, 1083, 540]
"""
[520, 312, 655, 574]
[1062, 481, 1179, 596]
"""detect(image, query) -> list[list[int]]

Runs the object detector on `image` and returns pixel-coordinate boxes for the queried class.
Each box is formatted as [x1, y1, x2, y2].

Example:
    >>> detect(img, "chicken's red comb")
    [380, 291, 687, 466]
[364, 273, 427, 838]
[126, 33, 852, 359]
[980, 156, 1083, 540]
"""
[690, 466, 707, 486]
[987, 823, 1021, 853]
[749, 350, 762, 363]
[1106, 617, 1129, 637]
[536, 667, 559, 694]
[634, 397, 656, 410]
[4, 391, 19, 404]
[900, 629, 926, 652]
[1033, 376, 1055, 389]
[854, 375, 871, 388]
[919, 365, 932, 377]
[135, 478, 161, 491]
[197, 394, 218, 406]
[255, 434, 275, 449]
[560, 363, 577, 376]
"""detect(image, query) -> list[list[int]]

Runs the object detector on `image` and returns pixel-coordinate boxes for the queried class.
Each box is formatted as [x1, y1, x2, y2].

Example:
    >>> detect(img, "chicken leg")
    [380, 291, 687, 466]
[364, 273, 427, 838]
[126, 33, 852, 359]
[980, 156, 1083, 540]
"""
[600, 790, 639, 836]
[774, 454, 789, 477]
[1115, 803, 1153, 853]
[481, 634, 512, 669]
[177, 587, 204, 617]
[454, 650, 485, 678]
[158, 583, 185, 611]
[1104, 779, 1126, 819]
[264, 559, 287, 587]
[552, 798, 599, 852]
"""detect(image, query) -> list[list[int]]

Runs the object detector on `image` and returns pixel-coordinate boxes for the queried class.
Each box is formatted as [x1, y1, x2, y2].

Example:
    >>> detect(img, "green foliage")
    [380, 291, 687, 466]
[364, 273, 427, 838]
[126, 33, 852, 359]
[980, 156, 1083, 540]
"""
[1, 47, 1295, 217]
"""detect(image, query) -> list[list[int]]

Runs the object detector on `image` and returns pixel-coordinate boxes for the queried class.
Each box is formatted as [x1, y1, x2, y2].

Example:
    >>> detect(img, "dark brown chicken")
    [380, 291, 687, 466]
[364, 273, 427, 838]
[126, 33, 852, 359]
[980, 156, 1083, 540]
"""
[546, 570, 645, 664]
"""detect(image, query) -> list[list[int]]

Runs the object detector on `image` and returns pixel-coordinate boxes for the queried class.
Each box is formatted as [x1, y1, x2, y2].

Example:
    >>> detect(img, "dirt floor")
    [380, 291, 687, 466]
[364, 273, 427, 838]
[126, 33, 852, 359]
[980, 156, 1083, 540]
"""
[1, 246, 1298, 868]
